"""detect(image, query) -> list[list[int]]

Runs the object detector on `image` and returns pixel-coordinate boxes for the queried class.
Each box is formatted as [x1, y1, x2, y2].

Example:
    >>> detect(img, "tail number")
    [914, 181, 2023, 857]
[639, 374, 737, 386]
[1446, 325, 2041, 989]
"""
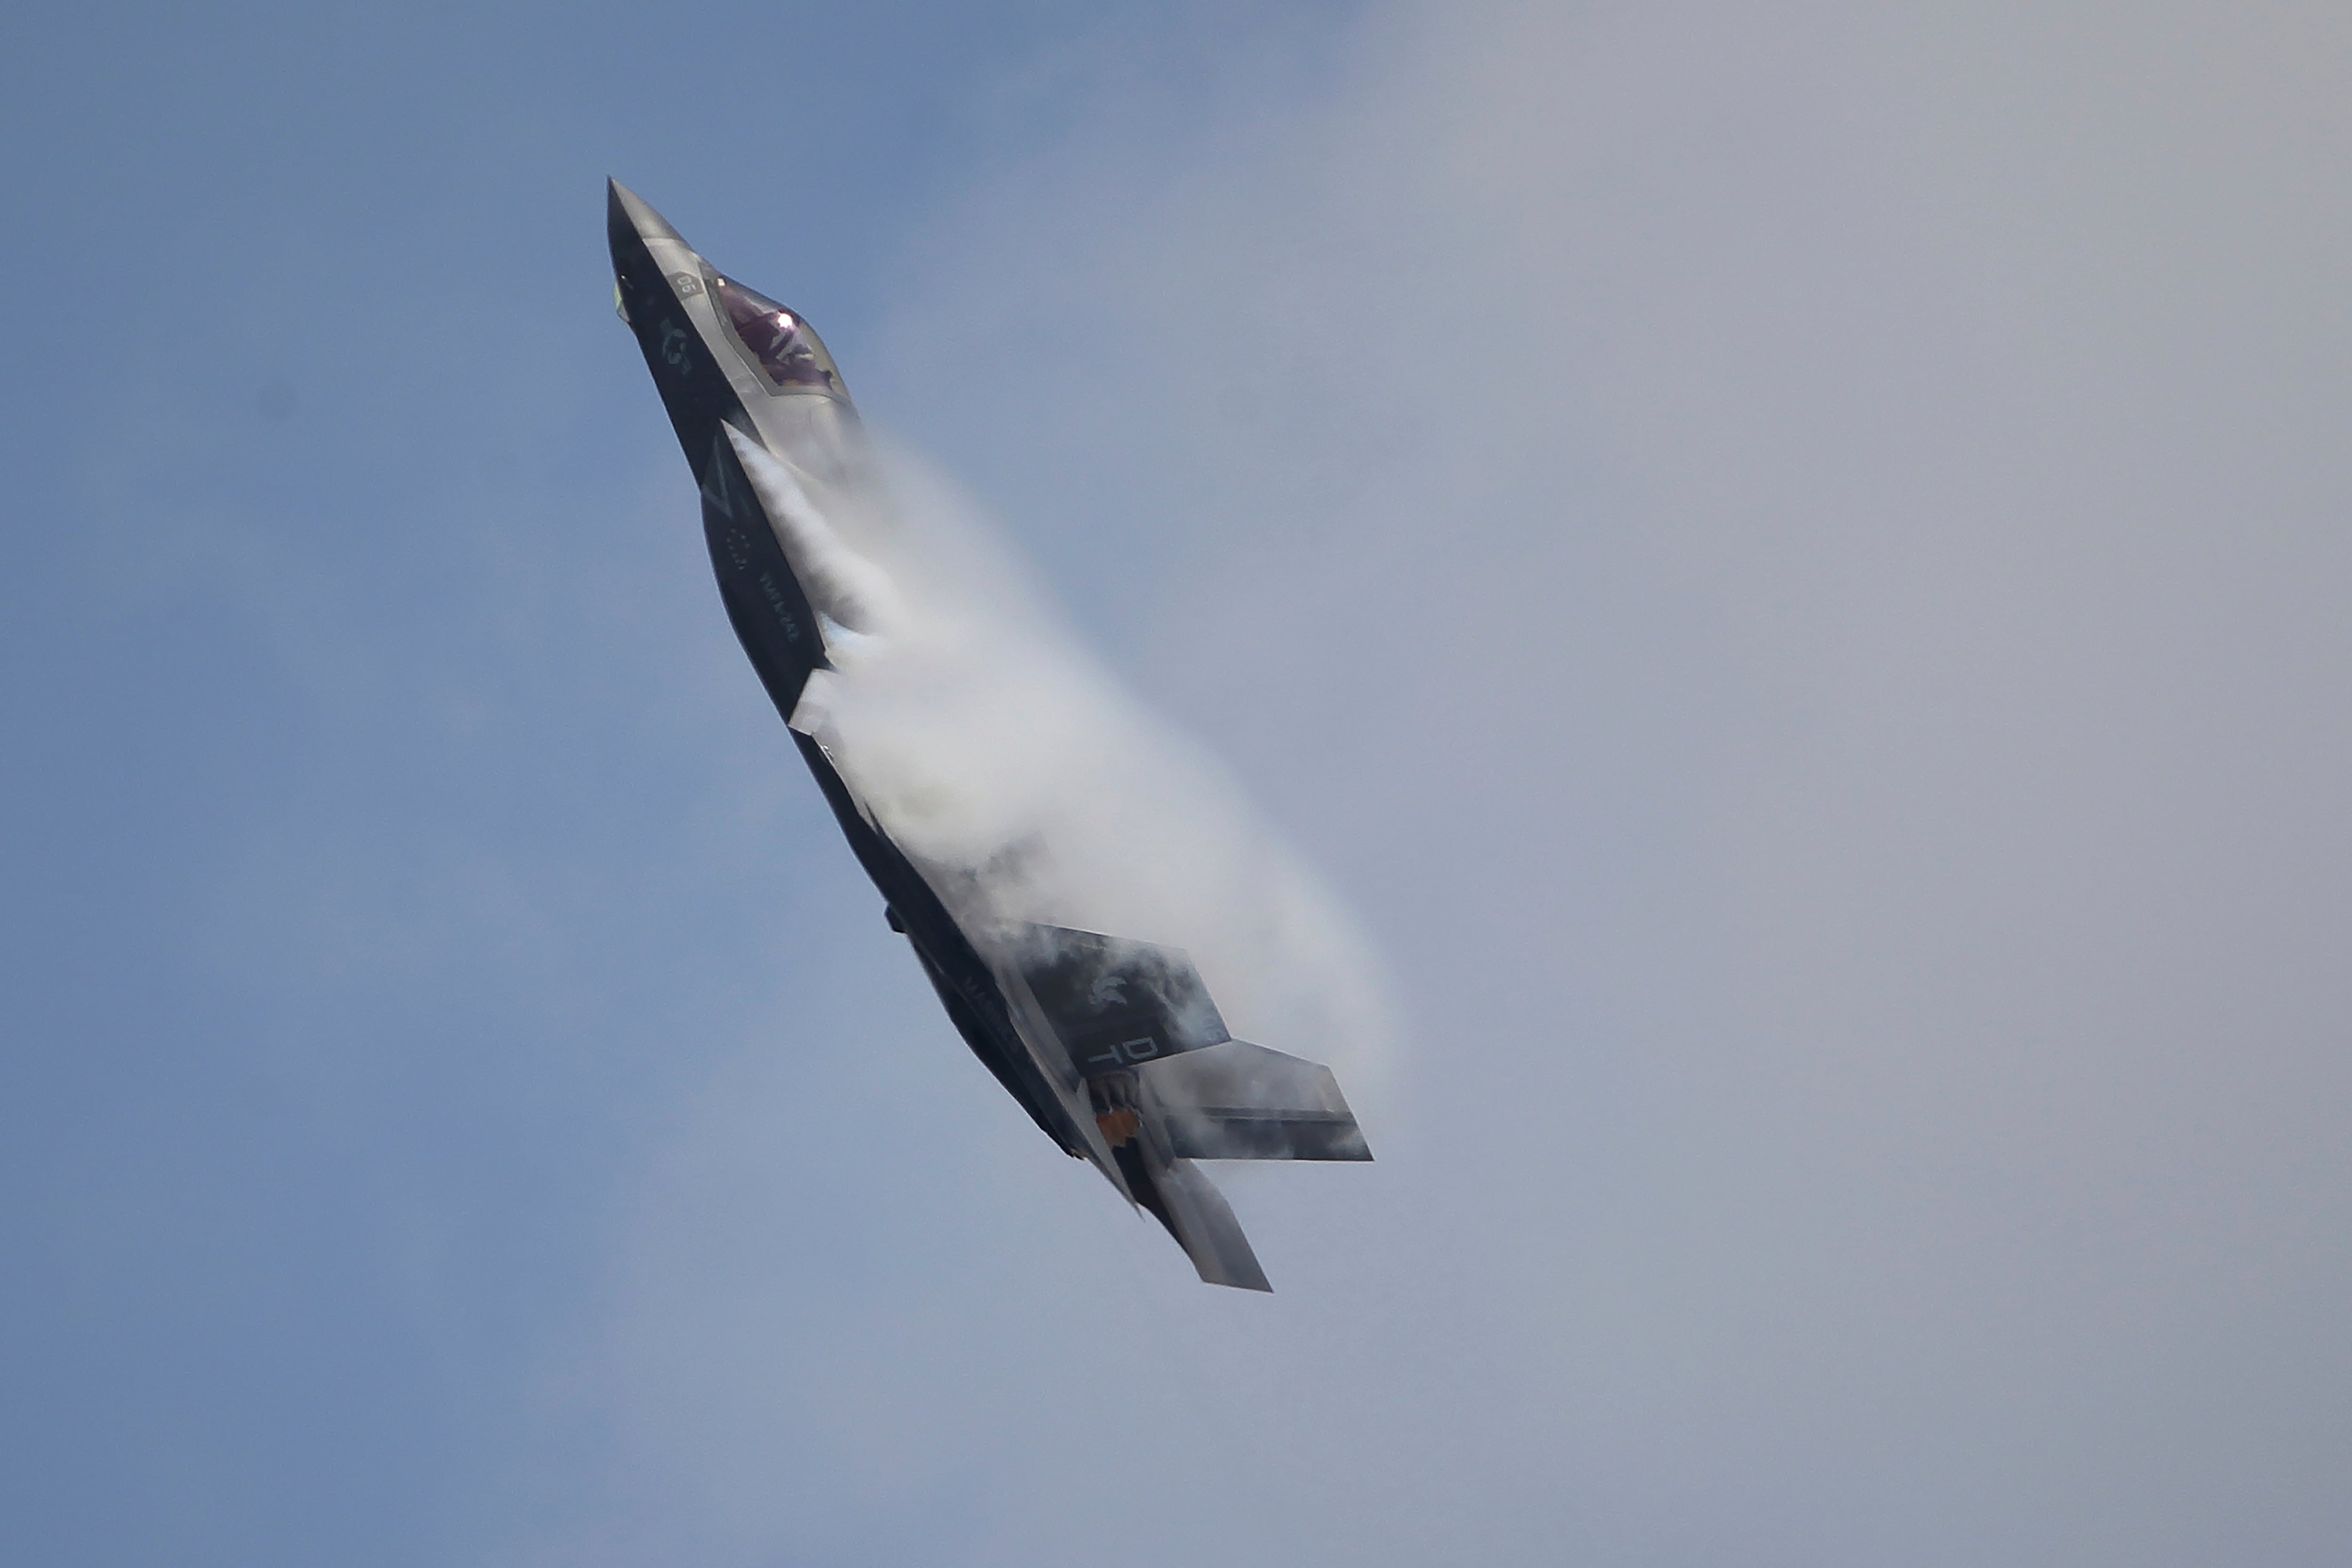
[1086, 1035, 1161, 1070]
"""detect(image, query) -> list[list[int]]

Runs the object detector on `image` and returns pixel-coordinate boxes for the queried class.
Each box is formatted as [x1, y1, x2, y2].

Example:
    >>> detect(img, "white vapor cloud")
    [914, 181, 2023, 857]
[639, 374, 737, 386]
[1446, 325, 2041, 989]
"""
[728, 422, 1398, 1089]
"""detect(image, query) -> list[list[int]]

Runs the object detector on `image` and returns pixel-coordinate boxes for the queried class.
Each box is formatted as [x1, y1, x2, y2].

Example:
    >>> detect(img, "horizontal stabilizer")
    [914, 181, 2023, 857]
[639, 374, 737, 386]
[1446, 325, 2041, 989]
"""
[1154, 1158, 1271, 1291]
[1142, 1041, 1373, 1162]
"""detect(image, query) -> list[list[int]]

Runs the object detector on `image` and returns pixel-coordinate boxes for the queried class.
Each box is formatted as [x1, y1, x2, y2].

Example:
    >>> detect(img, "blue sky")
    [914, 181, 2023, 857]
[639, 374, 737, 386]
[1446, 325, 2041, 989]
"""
[6, 3, 2352, 1565]
[0, 8, 1362, 1562]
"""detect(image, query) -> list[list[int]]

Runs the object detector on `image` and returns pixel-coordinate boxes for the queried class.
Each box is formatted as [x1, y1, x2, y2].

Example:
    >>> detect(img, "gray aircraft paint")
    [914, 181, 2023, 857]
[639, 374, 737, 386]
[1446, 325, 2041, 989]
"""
[607, 180, 1369, 1289]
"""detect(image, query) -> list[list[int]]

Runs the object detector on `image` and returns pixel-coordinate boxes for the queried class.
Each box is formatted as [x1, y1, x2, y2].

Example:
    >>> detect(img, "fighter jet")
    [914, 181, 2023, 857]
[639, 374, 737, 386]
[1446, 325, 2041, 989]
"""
[606, 180, 1368, 1289]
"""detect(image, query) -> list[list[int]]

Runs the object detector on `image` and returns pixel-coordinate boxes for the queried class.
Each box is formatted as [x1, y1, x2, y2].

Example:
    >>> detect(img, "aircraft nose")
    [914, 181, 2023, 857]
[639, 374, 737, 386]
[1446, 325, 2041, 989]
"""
[606, 178, 686, 247]
[607, 179, 700, 318]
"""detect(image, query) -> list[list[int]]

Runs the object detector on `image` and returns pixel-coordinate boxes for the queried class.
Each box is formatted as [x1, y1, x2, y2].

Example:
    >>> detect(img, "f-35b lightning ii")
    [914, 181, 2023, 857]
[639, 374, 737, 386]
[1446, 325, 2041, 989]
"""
[606, 180, 1368, 1290]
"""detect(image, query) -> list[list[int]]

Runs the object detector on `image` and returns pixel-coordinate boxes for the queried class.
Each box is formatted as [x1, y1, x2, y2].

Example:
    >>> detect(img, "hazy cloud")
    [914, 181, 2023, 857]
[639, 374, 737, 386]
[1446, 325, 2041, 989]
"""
[562, 4, 2352, 1563]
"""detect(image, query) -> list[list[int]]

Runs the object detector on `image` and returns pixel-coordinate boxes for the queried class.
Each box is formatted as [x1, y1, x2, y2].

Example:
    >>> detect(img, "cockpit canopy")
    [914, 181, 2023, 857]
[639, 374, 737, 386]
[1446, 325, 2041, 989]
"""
[710, 273, 844, 397]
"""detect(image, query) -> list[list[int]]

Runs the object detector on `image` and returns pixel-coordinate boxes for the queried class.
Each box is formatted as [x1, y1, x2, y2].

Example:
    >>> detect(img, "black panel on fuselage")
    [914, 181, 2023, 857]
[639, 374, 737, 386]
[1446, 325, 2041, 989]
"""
[697, 428, 825, 717]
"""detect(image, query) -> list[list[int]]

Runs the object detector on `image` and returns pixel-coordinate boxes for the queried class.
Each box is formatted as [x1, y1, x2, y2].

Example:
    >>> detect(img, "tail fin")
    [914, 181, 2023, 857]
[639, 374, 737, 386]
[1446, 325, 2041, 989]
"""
[1151, 1158, 1271, 1291]
[1141, 1041, 1374, 1162]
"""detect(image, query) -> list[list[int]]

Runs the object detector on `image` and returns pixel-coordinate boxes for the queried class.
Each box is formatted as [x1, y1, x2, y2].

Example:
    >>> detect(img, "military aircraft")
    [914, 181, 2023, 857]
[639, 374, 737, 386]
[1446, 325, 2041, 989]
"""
[606, 180, 1368, 1289]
